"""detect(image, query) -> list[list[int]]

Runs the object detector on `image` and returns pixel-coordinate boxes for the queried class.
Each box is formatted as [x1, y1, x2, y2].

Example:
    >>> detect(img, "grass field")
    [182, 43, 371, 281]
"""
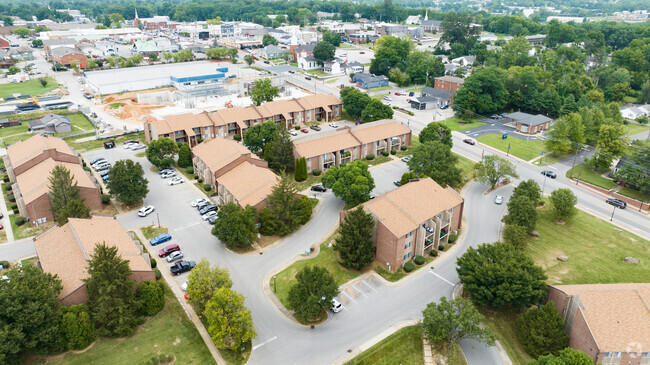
[456, 153, 476, 186]
[0, 77, 58, 99]
[406, 87, 424, 93]
[9, 214, 52, 240]
[565, 164, 618, 190]
[351, 326, 424, 365]
[443, 117, 485, 131]
[66, 132, 146, 152]
[35, 289, 215, 365]
[292, 172, 322, 192]
[479, 308, 532, 365]
[0, 112, 95, 147]
[369, 86, 392, 92]
[20, 256, 38, 267]
[477, 134, 545, 161]
[618, 186, 647, 201]
[626, 122, 650, 136]
[141, 225, 169, 240]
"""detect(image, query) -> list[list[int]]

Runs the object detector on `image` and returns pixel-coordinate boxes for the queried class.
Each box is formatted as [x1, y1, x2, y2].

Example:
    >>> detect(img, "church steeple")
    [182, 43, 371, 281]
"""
[424, 9, 428, 21]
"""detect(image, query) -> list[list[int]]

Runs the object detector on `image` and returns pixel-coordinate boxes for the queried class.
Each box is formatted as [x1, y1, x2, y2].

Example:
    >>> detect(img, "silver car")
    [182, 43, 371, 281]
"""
[494, 196, 504, 205]
[166, 251, 183, 263]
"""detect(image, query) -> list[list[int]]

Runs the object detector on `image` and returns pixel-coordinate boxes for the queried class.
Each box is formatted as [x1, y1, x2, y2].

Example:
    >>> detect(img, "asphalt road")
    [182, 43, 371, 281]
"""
[462, 119, 542, 141]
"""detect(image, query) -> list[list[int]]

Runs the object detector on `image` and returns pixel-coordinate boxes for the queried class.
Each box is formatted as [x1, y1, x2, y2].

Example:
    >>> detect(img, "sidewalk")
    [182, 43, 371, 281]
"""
[0, 186, 15, 243]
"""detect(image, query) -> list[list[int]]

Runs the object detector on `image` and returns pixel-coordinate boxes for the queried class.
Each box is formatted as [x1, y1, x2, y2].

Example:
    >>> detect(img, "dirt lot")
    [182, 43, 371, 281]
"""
[100, 88, 172, 124]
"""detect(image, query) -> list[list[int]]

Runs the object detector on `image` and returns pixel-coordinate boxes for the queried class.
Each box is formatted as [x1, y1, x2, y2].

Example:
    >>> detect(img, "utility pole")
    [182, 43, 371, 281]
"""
[569, 144, 580, 179]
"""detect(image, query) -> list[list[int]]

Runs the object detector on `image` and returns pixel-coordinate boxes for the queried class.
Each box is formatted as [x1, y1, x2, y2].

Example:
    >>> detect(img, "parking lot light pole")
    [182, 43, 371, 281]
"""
[273, 275, 276, 293]
[610, 206, 616, 221]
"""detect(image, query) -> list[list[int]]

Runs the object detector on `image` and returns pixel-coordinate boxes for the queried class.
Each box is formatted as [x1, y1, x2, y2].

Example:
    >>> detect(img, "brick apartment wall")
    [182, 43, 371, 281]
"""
[25, 194, 54, 222]
[80, 186, 102, 211]
[434, 79, 461, 94]
[569, 308, 600, 362]
[451, 202, 463, 231]
[546, 286, 569, 315]
[131, 270, 156, 284]
[144, 122, 152, 143]
[375, 221, 405, 272]
[252, 198, 268, 214]
[61, 285, 89, 306]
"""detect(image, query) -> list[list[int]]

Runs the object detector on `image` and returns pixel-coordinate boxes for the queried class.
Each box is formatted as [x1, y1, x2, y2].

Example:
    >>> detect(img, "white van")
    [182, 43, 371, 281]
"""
[331, 298, 342, 313]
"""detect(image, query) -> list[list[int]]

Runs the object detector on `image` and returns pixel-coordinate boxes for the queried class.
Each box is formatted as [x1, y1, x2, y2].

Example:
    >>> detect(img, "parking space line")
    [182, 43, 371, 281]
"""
[362, 280, 378, 293]
[351, 284, 368, 298]
[252, 336, 278, 350]
[341, 291, 358, 304]
[173, 222, 200, 231]
[429, 271, 455, 286]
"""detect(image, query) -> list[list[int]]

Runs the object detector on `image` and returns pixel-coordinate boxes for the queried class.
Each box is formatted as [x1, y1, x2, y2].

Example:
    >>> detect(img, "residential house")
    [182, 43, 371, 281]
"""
[4, 135, 101, 223]
[352, 72, 389, 89]
[620, 104, 650, 120]
[297, 52, 319, 70]
[547, 283, 650, 364]
[434, 75, 465, 94]
[293, 119, 411, 172]
[451, 55, 476, 67]
[292, 43, 316, 62]
[27, 114, 72, 134]
[410, 87, 454, 110]
[51, 47, 88, 68]
[361, 178, 464, 271]
[504, 112, 553, 134]
[34, 217, 155, 306]
[262, 44, 283, 59]
[348, 61, 364, 74]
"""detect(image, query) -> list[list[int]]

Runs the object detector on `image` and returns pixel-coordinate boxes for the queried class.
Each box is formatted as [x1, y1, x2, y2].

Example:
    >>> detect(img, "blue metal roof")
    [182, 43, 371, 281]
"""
[171, 73, 225, 83]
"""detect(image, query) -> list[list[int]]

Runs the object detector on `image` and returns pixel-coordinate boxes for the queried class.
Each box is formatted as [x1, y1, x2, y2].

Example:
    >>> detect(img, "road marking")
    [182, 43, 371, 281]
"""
[351, 284, 368, 298]
[362, 280, 378, 293]
[429, 271, 455, 286]
[252, 336, 277, 350]
[342, 291, 358, 304]
[173, 222, 200, 231]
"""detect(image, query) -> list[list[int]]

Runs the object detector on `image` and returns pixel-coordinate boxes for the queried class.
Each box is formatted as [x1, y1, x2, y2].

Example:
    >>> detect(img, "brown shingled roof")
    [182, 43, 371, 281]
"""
[16, 158, 96, 205]
[350, 119, 411, 144]
[6, 135, 76, 168]
[192, 138, 253, 173]
[216, 161, 278, 207]
[294, 130, 360, 159]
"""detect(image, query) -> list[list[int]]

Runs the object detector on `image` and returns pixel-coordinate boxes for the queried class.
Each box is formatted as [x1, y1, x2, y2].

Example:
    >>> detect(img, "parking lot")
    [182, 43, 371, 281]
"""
[461, 118, 541, 141]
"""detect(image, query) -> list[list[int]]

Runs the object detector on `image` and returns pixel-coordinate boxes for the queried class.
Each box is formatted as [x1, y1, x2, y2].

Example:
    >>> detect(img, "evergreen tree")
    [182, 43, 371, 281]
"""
[518, 302, 569, 358]
[502, 195, 538, 233]
[288, 266, 338, 319]
[106, 160, 149, 205]
[84, 243, 141, 337]
[267, 127, 294, 172]
[177, 143, 192, 168]
[262, 174, 311, 236]
[335, 206, 376, 270]
[560, 94, 577, 115]
[48, 165, 90, 225]
[294, 157, 307, 182]
[60, 305, 96, 350]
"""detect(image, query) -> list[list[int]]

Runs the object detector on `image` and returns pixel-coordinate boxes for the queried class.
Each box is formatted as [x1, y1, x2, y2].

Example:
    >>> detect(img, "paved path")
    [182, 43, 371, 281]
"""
[0, 188, 15, 243]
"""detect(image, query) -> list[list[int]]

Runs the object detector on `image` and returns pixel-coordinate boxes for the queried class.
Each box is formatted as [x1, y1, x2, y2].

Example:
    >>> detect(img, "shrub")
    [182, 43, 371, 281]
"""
[12, 209, 18, 214]
[439, 245, 446, 251]
[10, 204, 17, 211]
[403, 261, 415, 272]
[518, 302, 569, 358]
[414, 256, 425, 265]
[317, 117, 321, 121]
[146, 354, 174, 365]
[137, 281, 165, 316]
[186, 166, 194, 174]
[197, 178, 203, 184]
[101, 194, 111, 204]
[150, 257, 157, 268]
[312, 169, 322, 176]
[193, 174, 199, 179]
[430, 250, 438, 257]
[381, 151, 389, 157]
[60, 305, 97, 350]
[203, 184, 212, 191]
[0, 260, 9, 269]
[233, 134, 241, 141]
[401, 145, 407, 151]
[7, 194, 15, 202]
[83, 166, 91, 172]
[154, 269, 162, 280]
[1, 174, 8, 182]
[448, 234, 458, 243]
[390, 149, 397, 155]
[294, 125, 300, 130]
[366, 154, 375, 160]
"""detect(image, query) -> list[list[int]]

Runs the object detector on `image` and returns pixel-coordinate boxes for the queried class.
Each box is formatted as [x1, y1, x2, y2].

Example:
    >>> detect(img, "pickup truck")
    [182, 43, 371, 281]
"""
[170, 260, 196, 276]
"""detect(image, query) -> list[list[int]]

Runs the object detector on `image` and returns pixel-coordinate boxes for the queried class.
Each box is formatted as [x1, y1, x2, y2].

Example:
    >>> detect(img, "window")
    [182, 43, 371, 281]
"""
[404, 254, 407, 260]
[404, 244, 408, 250]
[602, 353, 621, 365]
[641, 353, 650, 365]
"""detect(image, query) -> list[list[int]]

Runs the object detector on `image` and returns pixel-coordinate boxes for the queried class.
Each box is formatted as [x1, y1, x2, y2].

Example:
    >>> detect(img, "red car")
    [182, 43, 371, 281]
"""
[463, 139, 476, 145]
[184, 292, 190, 300]
[159, 243, 180, 258]
[395, 92, 402, 96]
[0, 224, 3, 230]
[359, 51, 365, 54]
[301, 128, 309, 133]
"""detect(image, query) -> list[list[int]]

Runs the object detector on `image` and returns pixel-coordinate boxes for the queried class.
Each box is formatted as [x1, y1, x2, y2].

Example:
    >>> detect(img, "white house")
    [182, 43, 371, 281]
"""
[451, 56, 476, 67]
[406, 15, 421, 25]
[324, 59, 343, 75]
[297, 51, 319, 70]
[620, 105, 650, 120]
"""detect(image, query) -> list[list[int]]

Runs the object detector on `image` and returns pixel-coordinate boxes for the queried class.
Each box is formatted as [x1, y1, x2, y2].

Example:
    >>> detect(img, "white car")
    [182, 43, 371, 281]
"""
[181, 280, 189, 291]
[168, 177, 184, 186]
[331, 298, 342, 313]
[191, 198, 209, 207]
[138, 205, 155, 217]
[329, 122, 339, 128]
[383, 95, 392, 101]
[131, 144, 146, 151]
[166, 251, 184, 263]
[494, 196, 504, 205]
[160, 171, 176, 179]
[202, 210, 218, 221]
[289, 129, 298, 136]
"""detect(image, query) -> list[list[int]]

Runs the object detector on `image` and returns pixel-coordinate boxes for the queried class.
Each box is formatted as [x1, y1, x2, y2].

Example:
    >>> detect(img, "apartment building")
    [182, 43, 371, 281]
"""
[34, 217, 155, 305]
[433, 75, 465, 94]
[547, 283, 650, 364]
[293, 119, 411, 173]
[4, 135, 101, 224]
[144, 94, 342, 146]
[362, 178, 464, 271]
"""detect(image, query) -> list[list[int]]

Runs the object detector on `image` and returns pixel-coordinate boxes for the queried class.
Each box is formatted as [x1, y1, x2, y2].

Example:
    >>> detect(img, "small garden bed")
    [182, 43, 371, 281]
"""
[374, 254, 435, 282]
[140, 225, 169, 240]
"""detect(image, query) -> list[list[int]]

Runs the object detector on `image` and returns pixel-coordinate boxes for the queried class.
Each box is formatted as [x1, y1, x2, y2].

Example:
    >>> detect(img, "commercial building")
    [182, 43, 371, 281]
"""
[410, 87, 454, 110]
[4, 135, 101, 224]
[547, 283, 650, 364]
[34, 217, 155, 306]
[144, 94, 342, 145]
[293, 119, 411, 172]
[504, 112, 553, 134]
[361, 178, 464, 271]
[50, 46, 88, 68]
[434, 76, 465, 94]
[352, 72, 389, 89]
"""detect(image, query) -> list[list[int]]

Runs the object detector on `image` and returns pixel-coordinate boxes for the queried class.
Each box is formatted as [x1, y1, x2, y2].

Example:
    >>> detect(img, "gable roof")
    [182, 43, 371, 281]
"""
[421, 87, 454, 100]
[434, 75, 465, 84]
[192, 137, 253, 173]
[16, 158, 95, 205]
[350, 119, 411, 144]
[294, 129, 360, 159]
[216, 161, 278, 207]
[353, 72, 387, 83]
[363, 178, 463, 237]
[6, 134, 76, 168]
[51, 46, 84, 57]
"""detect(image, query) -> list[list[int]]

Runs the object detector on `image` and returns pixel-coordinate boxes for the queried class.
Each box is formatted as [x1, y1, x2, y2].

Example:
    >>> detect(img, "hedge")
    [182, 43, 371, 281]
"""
[430, 250, 438, 257]
[14, 216, 25, 226]
[448, 234, 458, 243]
[404, 261, 415, 272]
[381, 151, 389, 157]
[186, 166, 194, 174]
[414, 256, 425, 265]
[154, 269, 162, 280]
[233, 134, 241, 141]
[101, 194, 111, 204]
[203, 184, 212, 191]
[366, 154, 375, 160]
[401, 145, 407, 151]
[0, 260, 9, 269]
[390, 149, 397, 155]
[8, 194, 15, 202]
[312, 169, 322, 176]
[150, 257, 157, 268]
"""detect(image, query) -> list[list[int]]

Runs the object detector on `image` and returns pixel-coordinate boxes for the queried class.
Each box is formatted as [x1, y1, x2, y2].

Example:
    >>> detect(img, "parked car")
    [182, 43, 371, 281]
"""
[305, 76, 312, 80]
[95, 163, 111, 172]
[170, 260, 196, 275]
[168, 177, 184, 186]
[208, 215, 218, 225]
[541, 170, 557, 179]
[202, 210, 218, 221]
[494, 196, 504, 205]
[489, 114, 502, 119]
[90, 157, 106, 165]
[83, 92, 92, 99]
[395, 92, 402, 96]
[463, 139, 476, 145]
[605, 198, 627, 209]
[263, 60, 270, 64]
[408, 91, 415, 97]
[329, 122, 339, 128]
[196, 201, 211, 211]
[289, 129, 298, 136]
[393, 181, 401, 187]
[102, 174, 110, 182]
[401, 155, 412, 163]
[310, 185, 327, 192]
[440, 104, 449, 109]
[161, 170, 176, 179]
[0, 224, 3, 230]
[191, 198, 209, 207]
[131, 144, 146, 151]
[300, 128, 309, 133]
[138, 205, 155, 217]
[331, 298, 342, 313]
[166, 251, 184, 263]
[158, 243, 180, 257]
[383, 95, 392, 101]
[150, 233, 172, 246]
[181, 280, 189, 291]
[199, 204, 218, 215]
[158, 168, 174, 175]
[310, 125, 321, 131]
[359, 51, 365, 54]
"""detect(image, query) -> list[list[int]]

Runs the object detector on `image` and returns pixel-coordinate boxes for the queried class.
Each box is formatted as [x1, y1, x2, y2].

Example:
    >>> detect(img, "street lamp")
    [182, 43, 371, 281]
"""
[273, 275, 277, 293]
[610, 205, 617, 221]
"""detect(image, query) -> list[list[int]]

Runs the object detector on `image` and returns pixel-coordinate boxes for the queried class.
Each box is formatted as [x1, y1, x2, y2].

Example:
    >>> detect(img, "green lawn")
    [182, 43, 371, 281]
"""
[405, 87, 424, 93]
[141, 225, 169, 240]
[35, 289, 215, 365]
[369, 86, 392, 92]
[479, 308, 532, 365]
[396, 138, 420, 158]
[0, 112, 97, 147]
[367, 156, 392, 166]
[527, 205, 650, 284]
[292, 172, 322, 192]
[337, 43, 356, 49]
[351, 326, 424, 365]
[9, 214, 52, 240]
[20, 256, 38, 267]
[456, 153, 476, 184]
[564, 164, 617, 190]
[0, 77, 58, 99]
[442, 117, 485, 131]
[626, 122, 650, 137]
[66, 132, 146, 152]
[68, 113, 94, 131]
[617, 187, 647, 202]
[477, 134, 545, 161]
[374, 255, 434, 282]
[194, 182, 214, 198]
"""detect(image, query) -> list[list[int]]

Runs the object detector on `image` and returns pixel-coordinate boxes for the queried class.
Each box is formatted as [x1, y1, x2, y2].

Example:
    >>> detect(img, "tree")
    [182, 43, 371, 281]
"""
[341, 87, 371, 120]
[560, 94, 577, 115]
[529, 348, 594, 365]
[266, 127, 294, 172]
[31, 38, 43, 47]
[84, 243, 141, 337]
[594, 123, 627, 170]
[136, 281, 165, 317]
[439, 12, 480, 53]
[7, 66, 20, 75]
[211, 203, 258, 248]
[499, 36, 532, 69]
[420, 297, 496, 351]
[288, 266, 338, 319]
[518, 302, 569, 358]
[322, 160, 375, 206]
[545, 118, 572, 156]
[406, 51, 445, 85]
[323, 30, 341, 47]
[0, 264, 63, 363]
[250, 78, 280, 106]
[243, 120, 277, 155]
[177, 143, 192, 168]
[473, 155, 519, 189]
[419, 122, 452, 147]
[294, 157, 307, 182]
[48, 165, 90, 225]
[313, 41, 335, 66]
[457, 242, 547, 309]
[12, 27, 30, 37]
[502, 195, 538, 233]
[408, 142, 462, 187]
[369, 36, 412, 76]
[204, 287, 256, 350]
[146, 137, 178, 167]
[360, 99, 394, 123]
[549, 189, 577, 221]
[262, 33, 278, 46]
[502, 224, 528, 250]
[106, 160, 149, 206]
[60, 305, 96, 350]
[388, 68, 411, 87]
[261, 173, 302, 235]
[38, 77, 48, 87]
[187, 259, 233, 315]
[512, 179, 541, 205]
[453, 66, 508, 115]
[244, 54, 254, 66]
[616, 144, 650, 197]
[335, 206, 375, 270]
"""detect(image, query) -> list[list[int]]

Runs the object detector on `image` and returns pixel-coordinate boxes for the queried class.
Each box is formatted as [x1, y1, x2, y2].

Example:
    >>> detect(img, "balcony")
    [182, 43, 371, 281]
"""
[440, 228, 449, 239]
